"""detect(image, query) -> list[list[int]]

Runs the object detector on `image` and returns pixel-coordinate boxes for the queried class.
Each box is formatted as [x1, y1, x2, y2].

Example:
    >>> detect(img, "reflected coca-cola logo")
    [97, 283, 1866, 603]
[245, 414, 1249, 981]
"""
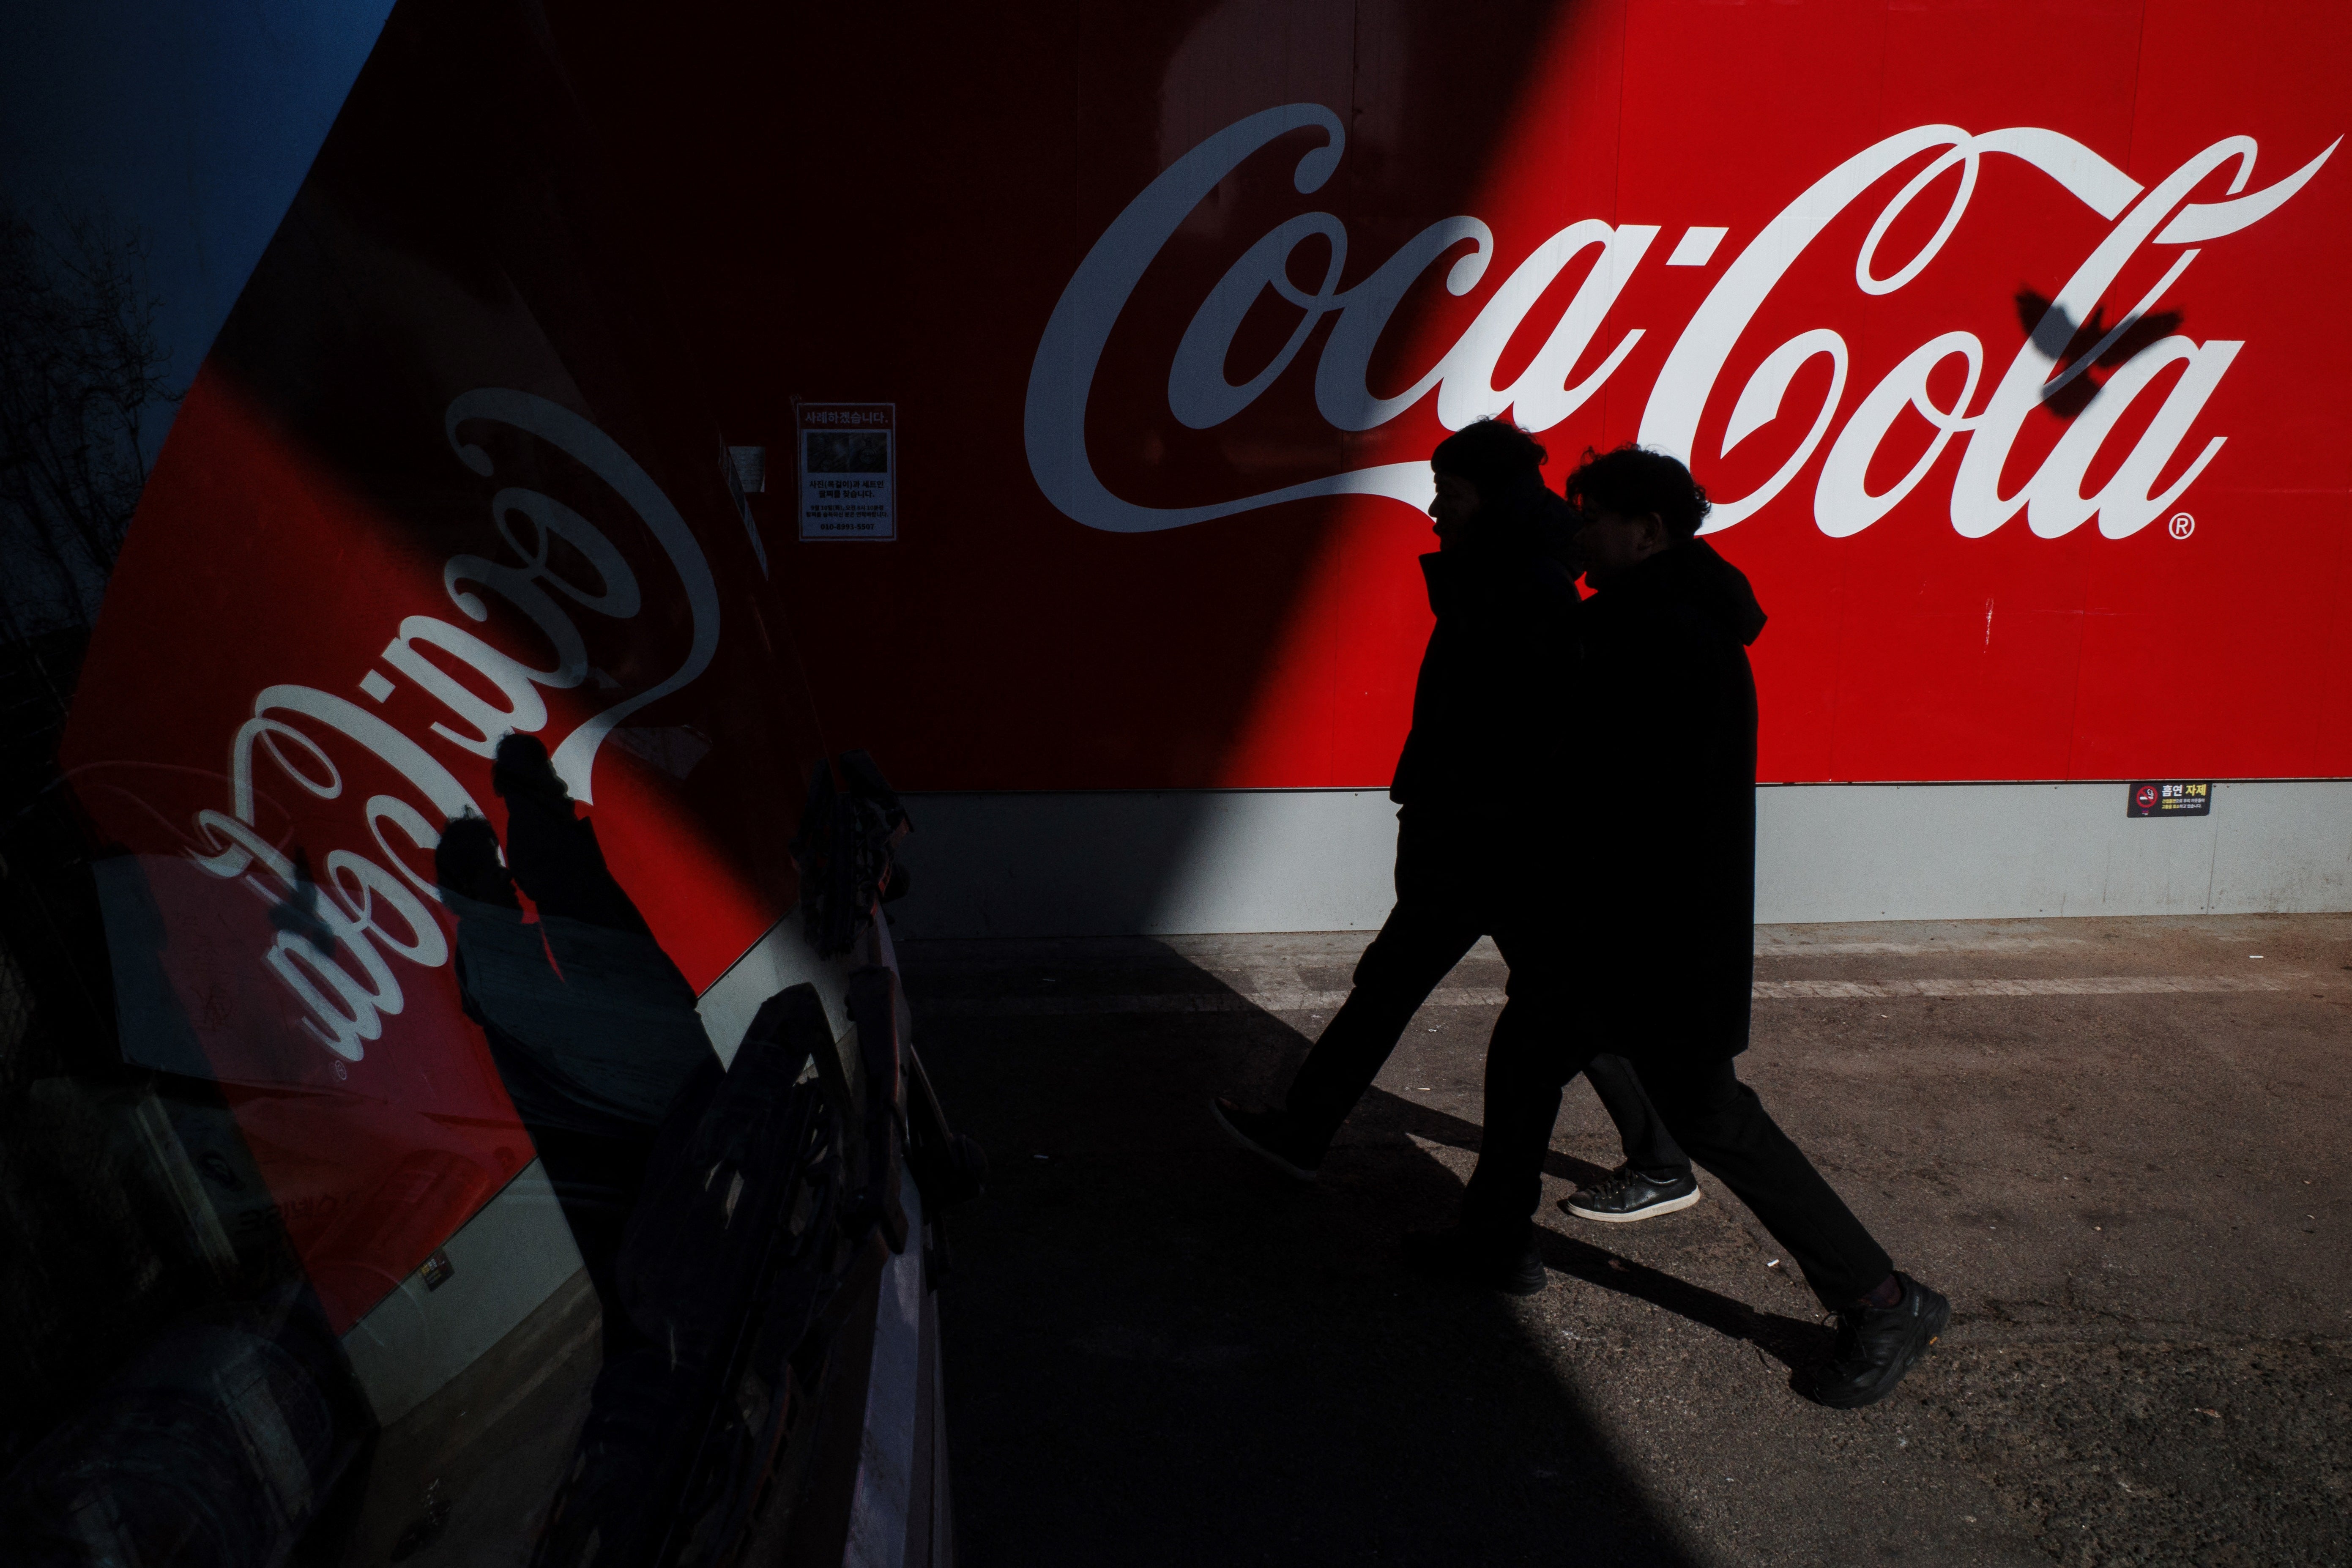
[180, 391, 720, 1062]
[1027, 104, 2336, 539]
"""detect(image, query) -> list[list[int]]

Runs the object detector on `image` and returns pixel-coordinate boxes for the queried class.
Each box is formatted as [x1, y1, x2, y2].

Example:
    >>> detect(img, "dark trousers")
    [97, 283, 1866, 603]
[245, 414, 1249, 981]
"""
[1585, 1052, 1689, 1179]
[526, 1122, 658, 1358]
[1461, 1043, 1894, 1308]
[1283, 818, 1685, 1176]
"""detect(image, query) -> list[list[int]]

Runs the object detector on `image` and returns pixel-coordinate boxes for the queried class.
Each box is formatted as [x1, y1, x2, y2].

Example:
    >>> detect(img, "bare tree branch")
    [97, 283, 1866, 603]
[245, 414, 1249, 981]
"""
[0, 208, 180, 635]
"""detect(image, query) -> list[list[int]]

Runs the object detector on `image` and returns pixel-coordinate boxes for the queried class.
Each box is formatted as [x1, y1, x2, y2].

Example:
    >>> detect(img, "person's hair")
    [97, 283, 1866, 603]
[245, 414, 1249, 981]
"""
[1560, 444, 1711, 539]
[1431, 417, 1547, 498]
[434, 811, 517, 907]
[491, 731, 566, 802]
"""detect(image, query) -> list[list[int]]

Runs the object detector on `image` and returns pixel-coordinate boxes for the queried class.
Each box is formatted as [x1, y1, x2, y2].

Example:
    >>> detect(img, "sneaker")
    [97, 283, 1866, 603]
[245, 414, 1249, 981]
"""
[1561, 1164, 1701, 1223]
[1811, 1274, 1951, 1409]
[1209, 1097, 1321, 1183]
[1401, 1226, 1547, 1296]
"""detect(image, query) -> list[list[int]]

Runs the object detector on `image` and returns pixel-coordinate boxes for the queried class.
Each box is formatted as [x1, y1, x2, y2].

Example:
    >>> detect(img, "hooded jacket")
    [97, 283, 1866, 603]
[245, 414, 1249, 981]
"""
[1388, 480, 1583, 818]
[1577, 536, 1768, 1058]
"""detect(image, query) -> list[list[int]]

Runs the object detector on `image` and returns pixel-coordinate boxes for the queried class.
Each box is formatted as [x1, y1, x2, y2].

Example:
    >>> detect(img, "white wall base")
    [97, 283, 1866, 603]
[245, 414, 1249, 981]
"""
[695, 905, 851, 1067]
[341, 1160, 583, 1426]
[889, 782, 2352, 939]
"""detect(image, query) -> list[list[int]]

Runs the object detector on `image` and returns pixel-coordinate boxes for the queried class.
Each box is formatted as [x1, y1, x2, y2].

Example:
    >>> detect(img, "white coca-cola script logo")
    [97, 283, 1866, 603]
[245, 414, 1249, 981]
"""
[1026, 104, 2336, 538]
[181, 390, 721, 1060]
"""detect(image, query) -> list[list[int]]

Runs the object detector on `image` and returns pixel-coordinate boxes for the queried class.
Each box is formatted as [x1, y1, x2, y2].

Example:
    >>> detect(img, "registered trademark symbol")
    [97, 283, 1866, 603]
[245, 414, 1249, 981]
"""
[2169, 512, 2195, 539]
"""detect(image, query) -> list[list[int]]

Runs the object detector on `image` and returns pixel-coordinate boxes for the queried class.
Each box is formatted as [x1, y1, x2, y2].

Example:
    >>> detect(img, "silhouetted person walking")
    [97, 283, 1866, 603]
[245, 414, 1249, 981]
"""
[1210, 419, 1698, 1247]
[437, 742, 717, 1360]
[1457, 445, 1948, 1408]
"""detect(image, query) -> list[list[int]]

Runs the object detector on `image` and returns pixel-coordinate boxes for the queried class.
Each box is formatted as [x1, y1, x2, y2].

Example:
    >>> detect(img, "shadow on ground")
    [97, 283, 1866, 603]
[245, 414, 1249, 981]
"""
[908, 937, 1761, 1566]
[1364, 1093, 1836, 1382]
[904, 917, 2352, 1568]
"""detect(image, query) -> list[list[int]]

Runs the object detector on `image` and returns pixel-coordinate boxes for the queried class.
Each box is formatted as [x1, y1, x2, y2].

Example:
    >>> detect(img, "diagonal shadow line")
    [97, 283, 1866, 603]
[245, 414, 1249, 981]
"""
[1362, 1088, 1831, 1375]
[1241, 996, 1830, 1372]
[1367, 1088, 1627, 1199]
[1528, 1228, 1833, 1376]
[902, 933, 1706, 1565]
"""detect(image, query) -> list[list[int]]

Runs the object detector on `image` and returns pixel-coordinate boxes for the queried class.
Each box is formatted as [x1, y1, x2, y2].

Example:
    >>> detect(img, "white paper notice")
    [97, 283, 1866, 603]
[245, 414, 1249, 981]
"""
[796, 403, 895, 541]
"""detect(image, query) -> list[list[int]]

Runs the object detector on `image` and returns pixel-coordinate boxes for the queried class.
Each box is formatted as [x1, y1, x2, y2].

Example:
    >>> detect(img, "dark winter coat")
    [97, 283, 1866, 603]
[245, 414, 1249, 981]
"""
[1576, 537, 1769, 1059]
[1388, 485, 1583, 822]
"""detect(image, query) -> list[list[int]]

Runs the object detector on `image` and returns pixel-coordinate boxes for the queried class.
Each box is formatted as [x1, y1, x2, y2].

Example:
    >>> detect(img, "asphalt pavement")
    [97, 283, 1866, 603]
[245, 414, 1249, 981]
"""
[905, 914, 2351, 1567]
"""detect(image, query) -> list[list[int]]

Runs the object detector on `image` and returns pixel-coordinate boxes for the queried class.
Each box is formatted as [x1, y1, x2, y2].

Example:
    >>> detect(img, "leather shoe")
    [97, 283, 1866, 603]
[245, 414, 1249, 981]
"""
[1812, 1273, 1950, 1408]
[1561, 1163, 1701, 1223]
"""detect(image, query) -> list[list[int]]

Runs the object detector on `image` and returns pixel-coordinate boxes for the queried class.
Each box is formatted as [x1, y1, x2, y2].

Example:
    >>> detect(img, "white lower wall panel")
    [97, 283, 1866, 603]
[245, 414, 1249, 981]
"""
[889, 782, 2352, 939]
[340, 1160, 583, 1426]
[696, 905, 849, 1066]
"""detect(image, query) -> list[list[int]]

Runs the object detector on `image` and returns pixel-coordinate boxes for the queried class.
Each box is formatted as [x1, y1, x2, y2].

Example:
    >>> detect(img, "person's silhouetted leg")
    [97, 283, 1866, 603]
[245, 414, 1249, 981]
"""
[1457, 1039, 1945, 1403]
[1453, 1034, 1895, 1305]
[1456, 999, 1588, 1246]
[1558, 1052, 1705, 1223]
[1214, 814, 1494, 1179]
[1283, 902, 1480, 1148]
[1635, 1059, 1892, 1308]
[527, 1123, 658, 1358]
[1445, 906, 1589, 1244]
[1584, 1053, 1686, 1176]
[1397, 930, 1572, 1296]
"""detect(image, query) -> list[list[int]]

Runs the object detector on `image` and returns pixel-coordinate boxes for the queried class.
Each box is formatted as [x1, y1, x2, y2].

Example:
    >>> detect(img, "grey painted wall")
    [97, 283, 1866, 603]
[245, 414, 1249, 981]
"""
[889, 782, 2352, 939]
[341, 1160, 581, 1426]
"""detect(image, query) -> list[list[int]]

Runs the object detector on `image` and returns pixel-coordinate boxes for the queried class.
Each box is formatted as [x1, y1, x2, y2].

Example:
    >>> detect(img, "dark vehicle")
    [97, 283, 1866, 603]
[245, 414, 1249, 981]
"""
[0, 3, 981, 1563]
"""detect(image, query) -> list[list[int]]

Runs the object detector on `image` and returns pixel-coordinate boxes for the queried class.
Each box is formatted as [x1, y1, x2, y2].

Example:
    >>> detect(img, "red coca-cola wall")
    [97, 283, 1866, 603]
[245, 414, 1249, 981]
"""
[556, 0, 2352, 789]
[50, 0, 2352, 1326]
